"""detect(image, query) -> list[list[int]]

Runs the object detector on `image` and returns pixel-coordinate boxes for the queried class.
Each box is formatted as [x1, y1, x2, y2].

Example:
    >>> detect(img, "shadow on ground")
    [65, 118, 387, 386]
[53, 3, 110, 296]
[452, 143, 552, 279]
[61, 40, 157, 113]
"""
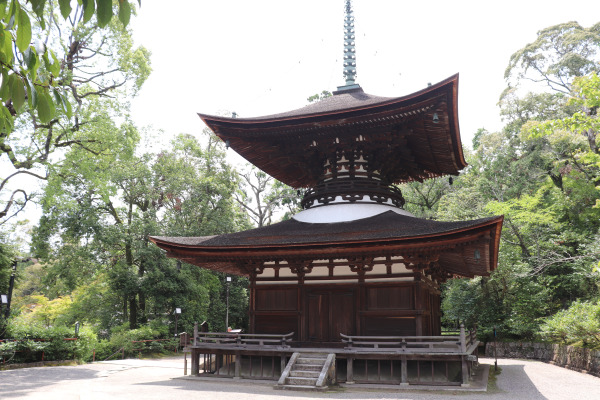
[0, 367, 101, 399]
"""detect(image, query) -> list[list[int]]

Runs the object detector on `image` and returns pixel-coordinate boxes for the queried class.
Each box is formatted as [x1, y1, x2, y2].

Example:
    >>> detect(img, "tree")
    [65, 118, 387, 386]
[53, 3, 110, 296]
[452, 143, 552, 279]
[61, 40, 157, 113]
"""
[0, 1, 150, 224]
[0, 0, 138, 129]
[235, 165, 301, 227]
[439, 22, 600, 340]
[32, 129, 248, 332]
[400, 177, 453, 219]
[157, 132, 249, 237]
[504, 22, 600, 95]
[0, 237, 13, 295]
[502, 22, 600, 195]
[307, 90, 332, 103]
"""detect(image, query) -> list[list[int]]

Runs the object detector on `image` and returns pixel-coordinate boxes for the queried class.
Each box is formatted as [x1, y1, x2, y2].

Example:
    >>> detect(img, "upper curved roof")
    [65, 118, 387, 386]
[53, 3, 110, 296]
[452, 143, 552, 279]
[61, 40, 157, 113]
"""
[243, 88, 395, 120]
[198, 74, 467, 188]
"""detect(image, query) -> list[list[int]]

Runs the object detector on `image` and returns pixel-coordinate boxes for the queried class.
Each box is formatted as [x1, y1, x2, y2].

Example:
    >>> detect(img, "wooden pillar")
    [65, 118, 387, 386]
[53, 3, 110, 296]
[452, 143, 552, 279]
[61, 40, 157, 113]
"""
[460, 324, 469, 386]
[414, 275, 423, 336]
[400, 355, 408, 386]
[299, 281, 305, 342]
[461, 356, 470, 387]
[215, 352, 221, 375]
[249, 274, 256, 334]
[191, 349, 199, 375]
[234, 351, 241, 379]
[346, 357, 354, 384]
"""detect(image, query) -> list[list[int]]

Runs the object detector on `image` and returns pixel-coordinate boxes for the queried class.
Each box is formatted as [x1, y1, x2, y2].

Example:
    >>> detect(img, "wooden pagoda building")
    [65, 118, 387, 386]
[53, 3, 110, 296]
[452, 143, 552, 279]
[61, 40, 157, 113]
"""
[150, 1, 502, 388]
[151, 73, 502, 342]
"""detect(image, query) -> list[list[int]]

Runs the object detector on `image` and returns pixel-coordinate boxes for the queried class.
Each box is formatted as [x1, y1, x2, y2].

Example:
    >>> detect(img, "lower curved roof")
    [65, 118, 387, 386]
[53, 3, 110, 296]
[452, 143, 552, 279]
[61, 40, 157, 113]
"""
[150, 212, 503, 278]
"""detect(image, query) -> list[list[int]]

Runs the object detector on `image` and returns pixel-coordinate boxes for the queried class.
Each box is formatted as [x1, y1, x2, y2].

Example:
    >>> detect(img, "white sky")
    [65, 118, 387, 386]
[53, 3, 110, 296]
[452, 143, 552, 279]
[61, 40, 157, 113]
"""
[130, 0, 600, 152]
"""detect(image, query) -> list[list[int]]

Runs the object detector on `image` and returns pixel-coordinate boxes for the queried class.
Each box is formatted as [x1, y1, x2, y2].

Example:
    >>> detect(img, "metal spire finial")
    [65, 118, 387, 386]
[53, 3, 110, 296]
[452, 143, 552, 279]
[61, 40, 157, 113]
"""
[343, 0, 356, 85]
[337, 0, 361, 92]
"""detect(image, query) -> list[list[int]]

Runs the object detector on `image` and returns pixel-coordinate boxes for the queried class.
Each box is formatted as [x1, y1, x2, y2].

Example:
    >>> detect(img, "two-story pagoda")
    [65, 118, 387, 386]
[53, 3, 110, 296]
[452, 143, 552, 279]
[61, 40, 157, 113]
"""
[152, 72, 502, 341]
[151, 1, 502, 387]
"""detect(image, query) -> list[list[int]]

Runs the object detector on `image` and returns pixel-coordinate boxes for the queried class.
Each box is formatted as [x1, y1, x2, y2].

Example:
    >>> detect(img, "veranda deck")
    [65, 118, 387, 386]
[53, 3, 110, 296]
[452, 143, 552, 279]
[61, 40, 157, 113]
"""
[182, 324, 480, 386]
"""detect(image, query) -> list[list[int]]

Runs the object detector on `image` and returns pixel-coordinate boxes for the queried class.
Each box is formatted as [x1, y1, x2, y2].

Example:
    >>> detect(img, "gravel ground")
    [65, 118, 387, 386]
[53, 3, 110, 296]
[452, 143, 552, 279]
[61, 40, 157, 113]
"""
[1, 356, 599, 400]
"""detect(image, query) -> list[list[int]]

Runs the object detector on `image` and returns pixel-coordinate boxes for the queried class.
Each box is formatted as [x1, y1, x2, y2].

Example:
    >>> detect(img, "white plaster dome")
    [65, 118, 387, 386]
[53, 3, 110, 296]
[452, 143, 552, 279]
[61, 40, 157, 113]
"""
[292, 203, 414, 223]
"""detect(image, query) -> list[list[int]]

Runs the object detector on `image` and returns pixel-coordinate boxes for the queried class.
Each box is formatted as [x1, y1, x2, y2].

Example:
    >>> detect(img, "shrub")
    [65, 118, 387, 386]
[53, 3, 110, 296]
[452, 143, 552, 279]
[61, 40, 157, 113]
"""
[93, 323, 177, 361]
[3, 319, 97, 363]
[541, 300, 600, 348]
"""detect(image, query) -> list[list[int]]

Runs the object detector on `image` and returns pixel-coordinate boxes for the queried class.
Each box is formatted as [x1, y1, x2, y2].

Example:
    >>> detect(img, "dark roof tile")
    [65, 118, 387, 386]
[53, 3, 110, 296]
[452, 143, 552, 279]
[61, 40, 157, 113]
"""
[151, 211, 499, 248]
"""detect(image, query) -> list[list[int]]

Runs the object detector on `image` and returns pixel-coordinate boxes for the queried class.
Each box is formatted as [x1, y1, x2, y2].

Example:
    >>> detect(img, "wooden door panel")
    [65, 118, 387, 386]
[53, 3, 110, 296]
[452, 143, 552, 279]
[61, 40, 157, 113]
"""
[255, 288, 297, 311]
[308, 293, 328, 342]
[330, 291, 355, 340]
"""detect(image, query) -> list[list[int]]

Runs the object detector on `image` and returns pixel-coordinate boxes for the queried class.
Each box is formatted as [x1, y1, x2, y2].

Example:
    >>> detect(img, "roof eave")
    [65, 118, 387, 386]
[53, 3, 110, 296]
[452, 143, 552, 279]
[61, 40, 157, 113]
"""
[149, 215, 503, 270]
[198, 74, 460, 129]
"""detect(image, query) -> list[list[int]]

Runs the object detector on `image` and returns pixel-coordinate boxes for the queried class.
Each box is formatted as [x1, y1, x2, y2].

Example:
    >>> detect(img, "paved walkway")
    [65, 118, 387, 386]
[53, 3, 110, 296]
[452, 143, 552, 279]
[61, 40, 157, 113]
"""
[1, 357, 599, 399]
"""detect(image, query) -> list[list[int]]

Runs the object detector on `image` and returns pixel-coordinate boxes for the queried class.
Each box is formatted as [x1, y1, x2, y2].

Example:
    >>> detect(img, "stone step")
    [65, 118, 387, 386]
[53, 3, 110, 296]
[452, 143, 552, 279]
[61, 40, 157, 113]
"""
[289, 370, 320, 378]
[296, 357, 327, 364]
[298, 353, 328, 358]
[279, 384, 326, 391]
[292, 363, 322, 372]
[286, 376, 317, 386]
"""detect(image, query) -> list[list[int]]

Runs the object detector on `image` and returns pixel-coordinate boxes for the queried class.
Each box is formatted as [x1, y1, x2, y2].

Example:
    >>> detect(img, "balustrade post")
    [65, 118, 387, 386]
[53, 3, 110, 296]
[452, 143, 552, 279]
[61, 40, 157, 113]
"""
[400, 340, 408, 386]
[193, 322, 198, 346]
[459, 324, 466, 353]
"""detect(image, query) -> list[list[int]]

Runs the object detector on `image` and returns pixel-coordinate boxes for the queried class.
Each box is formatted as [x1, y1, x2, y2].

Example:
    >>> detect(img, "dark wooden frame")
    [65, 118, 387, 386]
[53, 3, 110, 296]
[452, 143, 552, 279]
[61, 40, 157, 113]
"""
[185, 324, 478, 386]
[250, 279, 440, 343]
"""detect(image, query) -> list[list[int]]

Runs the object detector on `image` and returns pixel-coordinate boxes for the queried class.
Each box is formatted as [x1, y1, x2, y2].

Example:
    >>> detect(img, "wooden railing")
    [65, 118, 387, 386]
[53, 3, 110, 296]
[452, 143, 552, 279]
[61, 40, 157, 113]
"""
[191, 331, 294, 349]
[341, 325, 477, 354]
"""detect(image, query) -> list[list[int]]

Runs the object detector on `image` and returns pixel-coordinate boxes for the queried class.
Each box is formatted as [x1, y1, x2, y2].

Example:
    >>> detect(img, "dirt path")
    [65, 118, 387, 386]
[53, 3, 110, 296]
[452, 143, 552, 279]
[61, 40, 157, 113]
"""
[1, 356, 598, 399]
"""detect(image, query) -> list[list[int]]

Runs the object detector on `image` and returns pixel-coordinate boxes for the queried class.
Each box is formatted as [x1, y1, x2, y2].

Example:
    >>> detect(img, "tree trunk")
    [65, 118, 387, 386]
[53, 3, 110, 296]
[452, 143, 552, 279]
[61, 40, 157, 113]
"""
[585, 128, 598, 154]
[506, 218, 531, 258]
[548, 171, 563, 191]
[138, 242, 147, 323]
[129, 297, 138, 329]
[123, 297, 128, 324]
[139, 292, 147, 323]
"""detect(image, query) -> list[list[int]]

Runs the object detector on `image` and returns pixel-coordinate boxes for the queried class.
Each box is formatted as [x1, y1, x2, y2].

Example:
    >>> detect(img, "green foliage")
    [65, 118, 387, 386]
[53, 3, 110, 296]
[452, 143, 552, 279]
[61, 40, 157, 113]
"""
[0, 237, 13, 294]
[3, 319, 95, 362]
[442, 262, 554, 340]
[93, 324, 176, 360]
[401, 177, 452, 219]
[504, 21, 600, 94]
[12, 294, 73, 327]
[439, 22, 600, 342]
[541, 300, 600, 348]
[29, 128, 249, 335]
[1, 0, 150, 225]
[441, 278, 481, 328]
[307, 90, 332, 103]
[0, 0, 137, 135]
